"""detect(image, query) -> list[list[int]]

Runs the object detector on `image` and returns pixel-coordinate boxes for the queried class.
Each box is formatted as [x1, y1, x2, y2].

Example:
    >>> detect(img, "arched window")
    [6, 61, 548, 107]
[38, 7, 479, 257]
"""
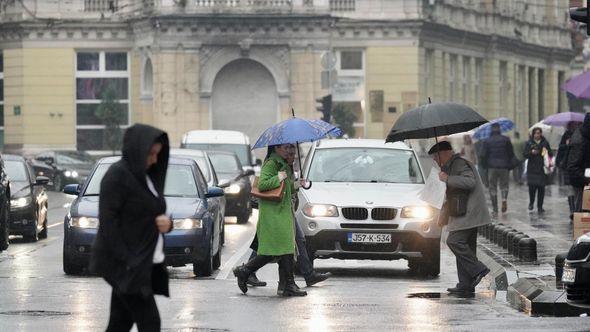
[141, 57, 153, 97]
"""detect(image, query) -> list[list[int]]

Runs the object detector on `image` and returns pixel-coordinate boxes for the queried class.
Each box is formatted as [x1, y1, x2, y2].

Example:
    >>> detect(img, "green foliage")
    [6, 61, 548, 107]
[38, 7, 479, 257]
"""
[332, 104, 357, 138]
[95, 87, 123, 154]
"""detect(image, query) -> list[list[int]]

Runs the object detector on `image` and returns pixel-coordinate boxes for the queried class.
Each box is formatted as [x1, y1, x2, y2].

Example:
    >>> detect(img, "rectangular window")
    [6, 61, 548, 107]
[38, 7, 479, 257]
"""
[558, 71, 565, 113]
[499, 61, 508, 110]
[462, 56, 470, 104]
[538, 68, 545, 120]
[0, 51, 4, 148]
[76, 51, 129, 151]
[340, 51, 363, 70]
[425, 50, 434, 100]
[474, 59, 483, 107]
[449, 55, 457, 101]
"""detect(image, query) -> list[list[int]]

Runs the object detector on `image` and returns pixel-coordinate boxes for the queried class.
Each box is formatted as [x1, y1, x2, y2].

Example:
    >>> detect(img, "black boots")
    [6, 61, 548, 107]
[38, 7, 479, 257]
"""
[233, 265, 251, 294]
[568, 196, 575, 220]
[305, 271, 331, 287]
[278, 255, 307, 297]
[247, 273, 267, 287]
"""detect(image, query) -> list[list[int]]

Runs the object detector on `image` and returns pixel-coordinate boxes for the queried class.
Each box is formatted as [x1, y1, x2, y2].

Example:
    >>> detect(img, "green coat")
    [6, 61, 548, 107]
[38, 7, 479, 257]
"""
[256, 153, 296, 256]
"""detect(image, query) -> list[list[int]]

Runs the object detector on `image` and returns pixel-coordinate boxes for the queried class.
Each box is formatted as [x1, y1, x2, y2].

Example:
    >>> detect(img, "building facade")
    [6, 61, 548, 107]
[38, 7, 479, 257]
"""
[0, 0, 573, 153]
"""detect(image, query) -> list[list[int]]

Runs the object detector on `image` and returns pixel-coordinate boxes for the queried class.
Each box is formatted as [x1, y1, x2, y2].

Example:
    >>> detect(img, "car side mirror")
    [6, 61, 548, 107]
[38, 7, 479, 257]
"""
[63, 184, 80, 196]
[218, 180, 230, 188]
[35, 176, 50, 186]
[206, 186, 224, 198]
[244, 169, 255, 177]
[585, 168, 590, 178]
[255, 159, 262, 166]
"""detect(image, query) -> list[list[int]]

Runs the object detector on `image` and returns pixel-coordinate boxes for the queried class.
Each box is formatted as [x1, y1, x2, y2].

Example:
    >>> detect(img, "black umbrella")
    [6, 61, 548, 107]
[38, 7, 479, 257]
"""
[385, 102, 488, 143]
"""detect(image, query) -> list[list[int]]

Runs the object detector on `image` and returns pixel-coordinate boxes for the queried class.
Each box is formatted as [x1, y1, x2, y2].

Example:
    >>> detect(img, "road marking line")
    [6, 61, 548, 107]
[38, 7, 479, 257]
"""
[48, 222, 64, 229]
[215, 238, 253, 280]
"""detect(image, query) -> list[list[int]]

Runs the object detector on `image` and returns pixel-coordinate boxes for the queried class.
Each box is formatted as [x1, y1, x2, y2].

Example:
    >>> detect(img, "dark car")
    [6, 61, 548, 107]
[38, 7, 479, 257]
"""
[207, 151, 254, 224]
[0, 156, 11, 252]
[563, 232, 590, 308]
[32, 150, 95, 191]
[3, 155, 49, 242]
[171, 148, 227, 244]
[62, 156, 225, 277]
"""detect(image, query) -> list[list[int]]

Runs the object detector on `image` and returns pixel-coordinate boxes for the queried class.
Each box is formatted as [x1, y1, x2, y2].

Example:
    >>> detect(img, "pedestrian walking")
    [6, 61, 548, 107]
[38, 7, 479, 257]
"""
[430, 141, 491, 296]
[474, 140, 488, 187]
[567, 113, 590, 213]
[460, 134, 477, 165]
[511, 132, 526, 185]
[557, 121, 580, 219]
[481, 123, 516, 215]
[524, 127, 553, 213]
[89, 124, 172, 332]
[233, 144, 307, 297]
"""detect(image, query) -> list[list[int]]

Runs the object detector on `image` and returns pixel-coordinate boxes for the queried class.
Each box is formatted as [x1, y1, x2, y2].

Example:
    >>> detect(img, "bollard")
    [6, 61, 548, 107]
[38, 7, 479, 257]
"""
[506, 231, 519, 254]
[502, 229, 517, 249]
[512, 233, 528, 258]
[555, 253, 568, 289]
[494, 225, 507, 245]
[518, 237, 537, 262]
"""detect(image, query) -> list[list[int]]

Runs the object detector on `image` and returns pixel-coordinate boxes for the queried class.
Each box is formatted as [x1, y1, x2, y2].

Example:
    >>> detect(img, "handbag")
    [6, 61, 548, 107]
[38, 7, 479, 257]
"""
[250, 176, 285, 202]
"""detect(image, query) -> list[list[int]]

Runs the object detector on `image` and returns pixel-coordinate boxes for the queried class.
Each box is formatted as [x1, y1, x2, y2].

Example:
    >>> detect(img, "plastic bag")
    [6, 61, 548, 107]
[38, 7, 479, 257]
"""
[419, 165, 447, 210]
[542, 148, 554, 175]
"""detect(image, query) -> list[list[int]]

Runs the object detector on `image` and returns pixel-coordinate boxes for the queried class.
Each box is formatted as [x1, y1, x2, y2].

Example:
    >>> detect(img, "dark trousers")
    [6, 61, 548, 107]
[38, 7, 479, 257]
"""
[106, 289, 160, 332]
[574, 186, 584, 212]
[446, 228, 488, 289]
[512, 162, 524, 184]
[528, 185, 546, 209]
[244, 253, 295, 286]
[249, 221, 314, 278]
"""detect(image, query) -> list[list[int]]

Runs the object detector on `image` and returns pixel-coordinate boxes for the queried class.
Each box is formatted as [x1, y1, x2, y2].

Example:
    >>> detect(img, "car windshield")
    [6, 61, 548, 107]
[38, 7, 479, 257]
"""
[56, 151, 94, 165]
[4, 160, 28, 182]
[85, 164, 200, 197]
[184, 143, 250, 167]
[307, 148, 424, 184]
[208, 154, 241, 174]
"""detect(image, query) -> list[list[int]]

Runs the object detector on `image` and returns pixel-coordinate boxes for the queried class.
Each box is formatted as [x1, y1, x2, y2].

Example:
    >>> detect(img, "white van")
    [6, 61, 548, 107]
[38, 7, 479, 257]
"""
[180, 130, 260, 172]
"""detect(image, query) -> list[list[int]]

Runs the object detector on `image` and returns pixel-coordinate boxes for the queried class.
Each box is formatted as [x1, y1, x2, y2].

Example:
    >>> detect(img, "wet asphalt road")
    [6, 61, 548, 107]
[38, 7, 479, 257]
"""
[0, 191, 588, 331]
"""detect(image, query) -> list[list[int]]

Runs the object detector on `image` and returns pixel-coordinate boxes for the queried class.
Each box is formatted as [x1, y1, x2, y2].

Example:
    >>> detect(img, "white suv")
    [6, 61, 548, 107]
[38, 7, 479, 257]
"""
[295, 139, 441, 276]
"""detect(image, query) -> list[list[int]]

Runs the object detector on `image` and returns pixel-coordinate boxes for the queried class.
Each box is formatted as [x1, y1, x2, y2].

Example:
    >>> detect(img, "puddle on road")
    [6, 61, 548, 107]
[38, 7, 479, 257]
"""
[0, 310, 71, 317]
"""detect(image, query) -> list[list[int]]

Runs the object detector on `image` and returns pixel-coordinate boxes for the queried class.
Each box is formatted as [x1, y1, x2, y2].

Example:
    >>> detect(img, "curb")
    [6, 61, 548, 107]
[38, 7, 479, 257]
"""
[477, 242, 588, 317]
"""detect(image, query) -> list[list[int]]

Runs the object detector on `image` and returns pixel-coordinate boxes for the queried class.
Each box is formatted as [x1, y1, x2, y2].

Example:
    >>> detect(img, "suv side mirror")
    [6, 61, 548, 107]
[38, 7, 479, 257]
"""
[585, 168, 590, 178]
[218, 179, 230, 188]
[63, 184, 80, 196]
[206, 186, 224, 198]
[35, 176, 50, 186]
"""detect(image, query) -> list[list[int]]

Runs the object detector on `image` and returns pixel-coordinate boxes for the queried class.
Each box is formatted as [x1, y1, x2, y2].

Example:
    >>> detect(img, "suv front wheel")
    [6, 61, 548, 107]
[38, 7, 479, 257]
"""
[408, 238, 440, 277]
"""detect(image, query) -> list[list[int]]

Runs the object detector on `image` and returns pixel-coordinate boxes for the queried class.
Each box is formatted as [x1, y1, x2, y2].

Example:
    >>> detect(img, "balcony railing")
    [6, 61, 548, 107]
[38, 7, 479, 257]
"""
[194, 0, 292, 7]
[84, 0, 118, 12]
[329, 0, 354, 12]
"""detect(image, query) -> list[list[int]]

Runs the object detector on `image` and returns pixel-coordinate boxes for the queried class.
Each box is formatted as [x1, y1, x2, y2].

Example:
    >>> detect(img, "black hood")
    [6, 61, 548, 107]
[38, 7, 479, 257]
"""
[580, 113, 590, 140]
[121, 124, 169, 195]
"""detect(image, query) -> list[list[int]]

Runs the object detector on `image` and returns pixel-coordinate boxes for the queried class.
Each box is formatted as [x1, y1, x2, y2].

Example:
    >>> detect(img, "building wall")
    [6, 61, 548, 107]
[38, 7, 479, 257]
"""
[4, 48, 76, 152]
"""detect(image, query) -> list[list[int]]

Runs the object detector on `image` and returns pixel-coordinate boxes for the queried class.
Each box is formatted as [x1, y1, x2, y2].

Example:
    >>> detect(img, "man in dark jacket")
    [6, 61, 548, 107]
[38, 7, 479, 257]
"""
[567, 113, 590, 212]
[557, 121, 580, 218]
[90, 124, 172, 332]
[481, 123, 516, 215]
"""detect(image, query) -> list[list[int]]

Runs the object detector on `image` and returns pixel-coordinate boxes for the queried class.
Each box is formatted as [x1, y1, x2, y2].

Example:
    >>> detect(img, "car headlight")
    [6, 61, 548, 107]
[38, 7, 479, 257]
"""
[10, 196, 32, 208]
[70, 216, 99, 228]
[224, 184, 241, 194]
[303, 204, 339, 218]
[401, 206, 435, 219]
[173, 218, 203, 229]
[64, 171, 79, 178]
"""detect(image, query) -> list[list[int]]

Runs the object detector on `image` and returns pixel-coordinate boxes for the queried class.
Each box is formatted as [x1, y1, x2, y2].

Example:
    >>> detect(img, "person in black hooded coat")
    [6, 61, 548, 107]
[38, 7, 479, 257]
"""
[89, 124, 172, 332]
[523, 127, 553, 213]
[567, 113, 590, 212]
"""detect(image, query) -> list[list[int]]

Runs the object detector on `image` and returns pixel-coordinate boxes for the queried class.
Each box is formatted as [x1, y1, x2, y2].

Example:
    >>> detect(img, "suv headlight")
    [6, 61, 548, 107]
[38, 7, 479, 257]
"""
[173, 218, 203, 229]
[64, 170, 79, 178]
[400, 206, 434, 219]
[303, 204, 339, 218]
[10, 196, 32, 208]
[224, 184, 241, 194]
[70, 216, 99, 228]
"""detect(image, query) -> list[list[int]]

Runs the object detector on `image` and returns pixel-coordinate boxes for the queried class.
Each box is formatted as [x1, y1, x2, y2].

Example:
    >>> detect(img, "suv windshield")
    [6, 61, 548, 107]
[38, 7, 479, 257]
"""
[184, 143, 250, 167]
[307, 148, 424, 184]
[4, 160, 28, 182]
[208, 154, 241, 174]
[85, 164, 200, 197]
[56, 151, 94, 165]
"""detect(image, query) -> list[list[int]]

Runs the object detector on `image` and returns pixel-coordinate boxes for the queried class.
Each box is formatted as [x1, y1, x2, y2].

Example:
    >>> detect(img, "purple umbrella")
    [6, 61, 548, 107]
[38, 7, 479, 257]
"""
[542, 112, 585, 127]
[564, 71, 590, 99]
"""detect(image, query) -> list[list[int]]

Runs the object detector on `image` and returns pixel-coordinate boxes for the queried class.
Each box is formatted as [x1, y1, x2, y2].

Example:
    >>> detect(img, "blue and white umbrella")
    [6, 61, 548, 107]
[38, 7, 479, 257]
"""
[253, 117, 342, 149]
[473, 117, 515, 140]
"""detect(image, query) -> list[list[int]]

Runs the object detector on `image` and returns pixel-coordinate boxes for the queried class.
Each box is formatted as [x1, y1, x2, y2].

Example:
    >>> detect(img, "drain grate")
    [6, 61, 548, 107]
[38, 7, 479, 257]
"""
[0, 310, 71, 317]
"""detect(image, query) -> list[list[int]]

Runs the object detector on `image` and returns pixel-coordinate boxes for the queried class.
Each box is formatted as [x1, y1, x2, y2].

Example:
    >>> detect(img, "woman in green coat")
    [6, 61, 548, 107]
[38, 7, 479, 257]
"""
[233, 144, 307, 297]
